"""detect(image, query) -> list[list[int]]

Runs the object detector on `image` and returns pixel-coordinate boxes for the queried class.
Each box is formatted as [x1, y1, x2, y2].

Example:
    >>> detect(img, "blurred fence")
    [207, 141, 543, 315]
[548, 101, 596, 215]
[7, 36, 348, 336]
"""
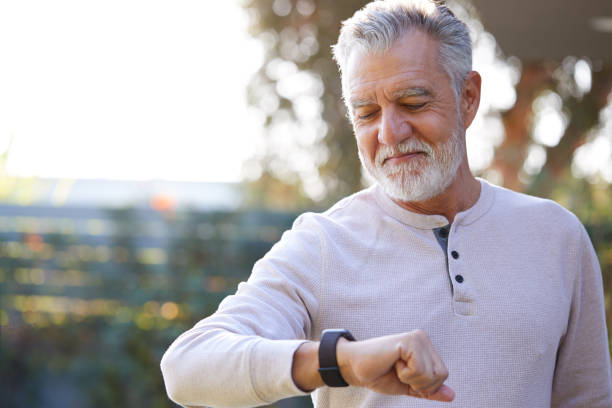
[0, 204, 311, 408]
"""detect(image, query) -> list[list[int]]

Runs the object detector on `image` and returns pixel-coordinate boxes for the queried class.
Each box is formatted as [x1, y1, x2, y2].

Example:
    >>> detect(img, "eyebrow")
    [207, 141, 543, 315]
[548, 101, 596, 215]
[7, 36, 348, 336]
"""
[349, 97, 375, 110]
[392, 87, 431, 99]
[349, 87, 432, 110]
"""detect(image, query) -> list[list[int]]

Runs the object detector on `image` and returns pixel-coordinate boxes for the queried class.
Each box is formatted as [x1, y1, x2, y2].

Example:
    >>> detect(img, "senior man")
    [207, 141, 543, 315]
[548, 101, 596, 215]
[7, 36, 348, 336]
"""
[161, 1, 612, 407]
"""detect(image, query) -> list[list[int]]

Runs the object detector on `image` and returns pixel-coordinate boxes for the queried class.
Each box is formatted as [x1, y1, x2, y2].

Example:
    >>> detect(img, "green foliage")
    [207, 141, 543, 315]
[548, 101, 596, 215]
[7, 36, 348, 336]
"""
[242, 0, 369, 208]
[0, 206, 311, 407]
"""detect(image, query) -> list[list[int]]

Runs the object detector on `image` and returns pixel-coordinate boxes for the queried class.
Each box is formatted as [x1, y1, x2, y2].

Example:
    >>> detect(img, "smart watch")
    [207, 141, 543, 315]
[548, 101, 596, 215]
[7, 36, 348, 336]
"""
[318, 329, 355, 387]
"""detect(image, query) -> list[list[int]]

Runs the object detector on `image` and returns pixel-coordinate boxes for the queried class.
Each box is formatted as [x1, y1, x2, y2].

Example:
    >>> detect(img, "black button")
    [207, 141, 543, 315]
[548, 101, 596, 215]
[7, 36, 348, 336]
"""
[451, 251, 459, 259]
[455, 275, 464, 283]
[438, 228, 449, 238]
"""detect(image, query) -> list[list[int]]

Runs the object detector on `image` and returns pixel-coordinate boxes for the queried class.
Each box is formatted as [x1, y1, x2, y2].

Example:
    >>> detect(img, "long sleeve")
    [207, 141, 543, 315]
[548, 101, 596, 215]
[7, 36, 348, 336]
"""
[551, 224, 612, 407]
[160, 215, 322, 408]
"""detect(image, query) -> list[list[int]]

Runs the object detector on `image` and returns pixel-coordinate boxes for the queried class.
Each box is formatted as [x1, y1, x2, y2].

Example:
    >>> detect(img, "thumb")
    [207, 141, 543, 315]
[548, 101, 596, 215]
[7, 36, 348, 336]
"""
[426, 384, 455, 402]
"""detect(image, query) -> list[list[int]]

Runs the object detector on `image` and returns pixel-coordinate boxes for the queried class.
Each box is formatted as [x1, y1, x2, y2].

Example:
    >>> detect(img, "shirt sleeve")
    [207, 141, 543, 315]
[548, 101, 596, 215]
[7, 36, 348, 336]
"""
[160, 215, 322, 408]
[551, 224, 612, 407]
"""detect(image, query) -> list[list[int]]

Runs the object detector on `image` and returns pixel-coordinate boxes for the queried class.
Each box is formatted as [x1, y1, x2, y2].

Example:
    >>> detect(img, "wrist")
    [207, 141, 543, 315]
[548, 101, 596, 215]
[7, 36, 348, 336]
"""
[292, 341, 324, 392]
[335, 337, 354, 385]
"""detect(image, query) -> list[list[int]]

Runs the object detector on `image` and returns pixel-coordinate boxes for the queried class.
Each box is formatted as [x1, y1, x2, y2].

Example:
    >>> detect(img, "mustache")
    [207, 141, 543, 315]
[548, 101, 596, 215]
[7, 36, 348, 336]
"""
[375, 139, 434, 166]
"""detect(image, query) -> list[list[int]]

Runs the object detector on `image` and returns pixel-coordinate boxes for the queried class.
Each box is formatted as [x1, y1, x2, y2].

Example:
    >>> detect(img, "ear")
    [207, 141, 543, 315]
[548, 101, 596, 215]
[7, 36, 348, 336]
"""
[460, 71, 481, 129]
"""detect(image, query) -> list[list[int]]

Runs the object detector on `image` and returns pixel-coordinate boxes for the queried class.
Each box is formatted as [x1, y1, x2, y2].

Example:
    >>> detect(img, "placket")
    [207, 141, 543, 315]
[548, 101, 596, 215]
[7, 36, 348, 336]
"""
[433, 224, 477, 317]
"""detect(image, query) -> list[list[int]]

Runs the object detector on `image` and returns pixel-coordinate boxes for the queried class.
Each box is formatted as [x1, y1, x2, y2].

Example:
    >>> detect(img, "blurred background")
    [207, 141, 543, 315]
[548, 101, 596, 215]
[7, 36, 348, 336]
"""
[0, 0, 610, 407]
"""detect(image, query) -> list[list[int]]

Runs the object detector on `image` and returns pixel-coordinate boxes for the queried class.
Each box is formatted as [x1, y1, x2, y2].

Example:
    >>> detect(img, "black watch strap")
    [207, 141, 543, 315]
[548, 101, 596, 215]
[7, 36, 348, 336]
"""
[318, 329, 355, 387]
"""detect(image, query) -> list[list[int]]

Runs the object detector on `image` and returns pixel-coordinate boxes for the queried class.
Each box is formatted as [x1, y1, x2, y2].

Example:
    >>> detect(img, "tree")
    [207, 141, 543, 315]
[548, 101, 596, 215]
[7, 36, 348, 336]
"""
[241, 0, 612, 349]
[241, 0, 611, 207]
[241, 0, 368, 210]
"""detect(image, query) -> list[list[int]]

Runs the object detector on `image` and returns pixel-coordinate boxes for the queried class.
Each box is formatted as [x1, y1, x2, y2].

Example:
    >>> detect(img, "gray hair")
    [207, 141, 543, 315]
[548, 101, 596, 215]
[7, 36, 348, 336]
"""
[332, 0, 472, 105]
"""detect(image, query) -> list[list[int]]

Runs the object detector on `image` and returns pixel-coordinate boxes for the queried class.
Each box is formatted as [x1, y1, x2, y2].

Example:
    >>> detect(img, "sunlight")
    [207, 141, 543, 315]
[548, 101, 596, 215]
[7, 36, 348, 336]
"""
[0, 0, 263, 182]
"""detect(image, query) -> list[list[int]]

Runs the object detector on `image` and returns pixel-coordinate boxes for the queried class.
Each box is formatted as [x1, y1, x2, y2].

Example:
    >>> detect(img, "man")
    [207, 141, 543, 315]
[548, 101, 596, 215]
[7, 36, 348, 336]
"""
[161, 1, 612, 407]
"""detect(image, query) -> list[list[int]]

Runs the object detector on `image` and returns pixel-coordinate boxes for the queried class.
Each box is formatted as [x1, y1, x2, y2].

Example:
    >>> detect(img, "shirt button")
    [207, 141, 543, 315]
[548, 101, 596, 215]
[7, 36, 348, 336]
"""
[455, 275, 464, 283]
[451, 251, 459, 259]
[439, 228, 449, 238]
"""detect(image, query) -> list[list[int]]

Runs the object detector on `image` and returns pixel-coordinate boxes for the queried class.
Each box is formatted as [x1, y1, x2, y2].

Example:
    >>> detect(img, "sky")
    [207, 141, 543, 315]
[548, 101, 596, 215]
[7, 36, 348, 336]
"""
[0, 0, 263, 182]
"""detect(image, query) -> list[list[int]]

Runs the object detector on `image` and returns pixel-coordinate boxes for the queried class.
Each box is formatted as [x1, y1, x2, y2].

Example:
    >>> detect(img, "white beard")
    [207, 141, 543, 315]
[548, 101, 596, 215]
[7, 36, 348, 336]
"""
[360, 126, 466, 202]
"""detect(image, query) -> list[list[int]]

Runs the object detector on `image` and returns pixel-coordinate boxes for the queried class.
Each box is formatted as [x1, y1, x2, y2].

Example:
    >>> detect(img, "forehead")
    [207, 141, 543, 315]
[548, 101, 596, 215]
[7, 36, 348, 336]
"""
[345, 31, 450, 102]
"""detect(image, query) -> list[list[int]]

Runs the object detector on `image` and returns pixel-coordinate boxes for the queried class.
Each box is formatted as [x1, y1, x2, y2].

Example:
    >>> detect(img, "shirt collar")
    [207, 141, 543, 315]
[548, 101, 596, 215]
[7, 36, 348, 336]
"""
[373, 178, 496, 229]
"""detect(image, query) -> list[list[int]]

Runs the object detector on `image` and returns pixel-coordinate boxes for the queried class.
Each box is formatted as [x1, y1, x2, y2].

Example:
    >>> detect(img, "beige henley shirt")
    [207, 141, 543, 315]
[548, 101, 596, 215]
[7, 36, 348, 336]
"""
[161, 179, 612, 407]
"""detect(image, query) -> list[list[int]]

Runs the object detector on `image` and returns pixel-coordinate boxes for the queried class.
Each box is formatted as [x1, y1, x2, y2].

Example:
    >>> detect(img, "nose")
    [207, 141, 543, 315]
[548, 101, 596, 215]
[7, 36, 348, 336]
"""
[378, 108, 412, 145]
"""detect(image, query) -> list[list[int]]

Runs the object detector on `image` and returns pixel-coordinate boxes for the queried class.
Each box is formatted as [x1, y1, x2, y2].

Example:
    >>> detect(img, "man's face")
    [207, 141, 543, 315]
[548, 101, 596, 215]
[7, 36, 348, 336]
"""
[345, 30, 467, 202]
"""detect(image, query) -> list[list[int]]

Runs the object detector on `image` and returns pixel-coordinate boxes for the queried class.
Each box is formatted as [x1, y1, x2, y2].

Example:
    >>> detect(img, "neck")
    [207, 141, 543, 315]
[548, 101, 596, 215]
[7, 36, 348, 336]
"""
[390, 159, 480, 224]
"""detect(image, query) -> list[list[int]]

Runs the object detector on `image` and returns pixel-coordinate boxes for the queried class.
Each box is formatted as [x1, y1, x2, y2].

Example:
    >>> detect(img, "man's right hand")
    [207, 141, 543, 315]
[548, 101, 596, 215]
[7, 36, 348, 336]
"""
[292, 329, 454, 402]
[336, 330, 454, 401]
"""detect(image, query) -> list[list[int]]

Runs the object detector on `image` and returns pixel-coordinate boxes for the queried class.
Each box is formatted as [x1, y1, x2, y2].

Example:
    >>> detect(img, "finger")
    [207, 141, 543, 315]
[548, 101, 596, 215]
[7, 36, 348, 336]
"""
[394, 359, 417, 385]
[412, 340, 447, 395]
[396, 359, 439, 394]
[396, 353, 433, 386]
[417, 366, 448, 397]
[401, 335, 436, 382]
[424, 355, 449, 394]
[414, 382, 444, 399]
[394, 361, 428, 399]
[405, 385, 426, 399]
[432, 351, 449, 383]
[397, 359, 450, 401]
[394, 364, 435, 401]
[424, 384, 455, 402]
[370, 369, 415, 395]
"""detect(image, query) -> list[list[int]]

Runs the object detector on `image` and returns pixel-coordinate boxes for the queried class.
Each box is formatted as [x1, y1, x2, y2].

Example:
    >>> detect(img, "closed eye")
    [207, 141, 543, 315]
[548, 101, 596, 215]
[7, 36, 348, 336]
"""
[402, 102, 427, 110]
[359, 112, 376, 120]
[356, 109, 379, 120]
